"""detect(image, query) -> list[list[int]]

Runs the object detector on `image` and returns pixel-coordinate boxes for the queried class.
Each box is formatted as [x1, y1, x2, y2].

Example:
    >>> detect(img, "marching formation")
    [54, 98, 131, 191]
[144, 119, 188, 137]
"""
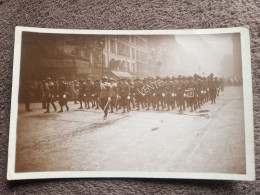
[22, 73, 240, 119]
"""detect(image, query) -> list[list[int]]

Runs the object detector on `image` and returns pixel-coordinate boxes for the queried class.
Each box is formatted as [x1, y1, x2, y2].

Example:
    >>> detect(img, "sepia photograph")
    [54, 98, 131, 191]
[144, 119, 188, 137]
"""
[7, 27, 255, 180]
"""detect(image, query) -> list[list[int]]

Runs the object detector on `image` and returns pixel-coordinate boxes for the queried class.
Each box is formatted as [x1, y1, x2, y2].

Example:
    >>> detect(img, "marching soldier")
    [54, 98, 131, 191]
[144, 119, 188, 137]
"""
[176, 76, 185, 112]
[93, 79, 101, 109]
[22, 80, 34, 112]
[134, 77, 144, 110]
[109, 78, 118, 113]
[146, 77, 153, 110]
[40, 80, 46, 109]
[170, 76, 177, 110]
[185, 76, 196, 112]
[127, 78, 135, 111]
[208, 73, 217, 104]
[57, 77, 69, 112]
[85, 78, 93, 109]
[72, 80, 79, 104]
[44, 77, 57, 113]
[78, 79, 87, 109]
[100, 76, 111, 119]
[164, 76, 172, 111]
[118, 78, 130, 113]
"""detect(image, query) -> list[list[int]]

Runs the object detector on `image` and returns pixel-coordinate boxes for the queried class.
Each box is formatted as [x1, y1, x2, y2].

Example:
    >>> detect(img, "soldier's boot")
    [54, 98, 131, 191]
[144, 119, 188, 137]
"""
[96, 102, 99, 109]
[103, 112, 107, 120]
[52, 103, 57, 112]
[122, 105, 126, 113]
[86, 102, 90, 109]
[58, 109, 63, 113]
[190, 105, 193, 112]
[79, 101, 83, 109]
[110, 106, 114, 113]
[66, 105, 69, 111]
[156, 103, 159, 111]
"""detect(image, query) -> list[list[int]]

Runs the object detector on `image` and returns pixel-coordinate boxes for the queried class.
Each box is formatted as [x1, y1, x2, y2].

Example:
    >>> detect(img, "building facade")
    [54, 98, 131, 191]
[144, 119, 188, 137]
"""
[20, 32, 164, 80]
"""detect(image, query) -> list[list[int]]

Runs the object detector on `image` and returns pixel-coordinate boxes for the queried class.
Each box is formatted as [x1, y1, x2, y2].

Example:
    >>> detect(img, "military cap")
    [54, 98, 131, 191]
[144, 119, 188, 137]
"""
[210, 73, 214, 77]
[109, 78, 116, 82]
[101, 76, 108, 80]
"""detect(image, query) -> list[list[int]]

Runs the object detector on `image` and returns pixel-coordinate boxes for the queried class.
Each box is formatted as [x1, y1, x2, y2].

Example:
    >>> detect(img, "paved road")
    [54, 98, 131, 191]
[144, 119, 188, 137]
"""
[15, 86, 246, 174]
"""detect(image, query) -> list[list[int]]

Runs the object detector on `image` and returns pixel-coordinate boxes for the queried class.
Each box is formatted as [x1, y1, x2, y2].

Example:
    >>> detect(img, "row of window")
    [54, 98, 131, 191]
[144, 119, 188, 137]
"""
[109, 39, 147, 62]
[116, 35, 146, 46]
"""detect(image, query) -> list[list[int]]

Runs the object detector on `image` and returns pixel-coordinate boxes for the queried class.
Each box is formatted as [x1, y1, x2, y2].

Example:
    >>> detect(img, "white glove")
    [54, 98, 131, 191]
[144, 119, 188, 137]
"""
[84, 94, 86, 97]
[184, 94, 186, 97]
[153, 93, 155, 96]
[63, 94, 66, 99]
[171, 93, 174, 97]
[108, 97, 111, 101]
[57, 95, 59, 98]
[162, 93, 165, 97]
[127, 96, 130, 100]
[201, 90, 203, 94]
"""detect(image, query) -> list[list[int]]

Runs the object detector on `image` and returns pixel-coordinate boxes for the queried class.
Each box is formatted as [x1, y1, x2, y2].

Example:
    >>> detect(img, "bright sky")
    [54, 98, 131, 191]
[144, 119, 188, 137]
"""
[168, 34, 234, 76]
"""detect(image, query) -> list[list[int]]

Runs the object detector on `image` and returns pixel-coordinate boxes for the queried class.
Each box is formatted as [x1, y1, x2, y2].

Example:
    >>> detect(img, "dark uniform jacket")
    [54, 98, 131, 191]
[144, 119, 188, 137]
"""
[118, 82, 130, 97]
[100, 82, 111, 99]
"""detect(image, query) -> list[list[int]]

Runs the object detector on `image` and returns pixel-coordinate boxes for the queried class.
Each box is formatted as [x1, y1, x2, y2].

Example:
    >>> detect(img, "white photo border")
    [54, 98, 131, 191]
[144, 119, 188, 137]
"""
[7, 26, 255, 181]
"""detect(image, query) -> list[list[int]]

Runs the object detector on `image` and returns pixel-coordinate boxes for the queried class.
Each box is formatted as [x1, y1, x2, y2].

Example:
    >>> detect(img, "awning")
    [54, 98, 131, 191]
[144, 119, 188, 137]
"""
[111, 70, 133, 78]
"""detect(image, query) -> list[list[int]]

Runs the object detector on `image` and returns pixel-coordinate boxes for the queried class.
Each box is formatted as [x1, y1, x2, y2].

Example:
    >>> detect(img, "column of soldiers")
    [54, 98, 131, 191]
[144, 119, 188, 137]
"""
[23, 73, 225, 119]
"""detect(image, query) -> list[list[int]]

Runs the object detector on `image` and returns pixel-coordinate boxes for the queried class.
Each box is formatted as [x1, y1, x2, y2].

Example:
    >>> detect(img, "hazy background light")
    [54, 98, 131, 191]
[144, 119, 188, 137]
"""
[160, 33, 242, 77]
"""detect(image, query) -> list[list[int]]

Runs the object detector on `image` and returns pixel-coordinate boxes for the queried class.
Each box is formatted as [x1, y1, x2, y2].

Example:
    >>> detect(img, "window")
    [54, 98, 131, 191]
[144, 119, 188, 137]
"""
[110, 39, 116, 54]
[136, 37, 146, 48]
[130, 36, 135, 44]
[131, 48, 135, 59]
[117, 43, 130, 57]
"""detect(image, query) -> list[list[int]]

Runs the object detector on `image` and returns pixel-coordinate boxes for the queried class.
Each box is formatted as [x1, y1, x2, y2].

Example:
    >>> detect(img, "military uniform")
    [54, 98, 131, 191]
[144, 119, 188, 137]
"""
[109, 78, 118, 113]
[44, 78, 57, 113]
[57, 77, 69, 112]
[134, 78, 144, 110]
[176, 76, 185, 111]
[78, 79, 87, 109]
[185, 77, 196, 112]
[100, 77, 111, 119]
[85, 79, 93, 109]
[118, 78, 130, 113]
[93, 80, 101, 109]
[164, 77, 172, 111]
[208, 73, 217, 104]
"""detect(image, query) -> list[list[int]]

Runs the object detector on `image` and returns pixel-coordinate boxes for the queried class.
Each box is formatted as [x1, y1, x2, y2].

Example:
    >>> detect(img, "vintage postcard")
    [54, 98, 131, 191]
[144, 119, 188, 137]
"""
[7, 27, 255, 180]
